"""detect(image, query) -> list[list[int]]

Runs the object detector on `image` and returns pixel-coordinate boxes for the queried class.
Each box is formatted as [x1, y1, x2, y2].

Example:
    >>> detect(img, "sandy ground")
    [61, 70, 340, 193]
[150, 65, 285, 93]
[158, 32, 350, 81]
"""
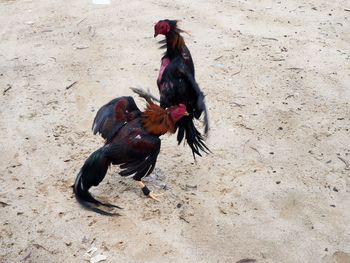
[1, 0, 350, 262]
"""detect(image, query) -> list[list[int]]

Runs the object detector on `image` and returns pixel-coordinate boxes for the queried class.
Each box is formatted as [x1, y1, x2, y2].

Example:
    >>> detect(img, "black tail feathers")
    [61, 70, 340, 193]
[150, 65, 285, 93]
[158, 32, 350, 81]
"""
[195, 92, 209, 134]
[73, 148, 122, 216]
[176, 115, 210, 159]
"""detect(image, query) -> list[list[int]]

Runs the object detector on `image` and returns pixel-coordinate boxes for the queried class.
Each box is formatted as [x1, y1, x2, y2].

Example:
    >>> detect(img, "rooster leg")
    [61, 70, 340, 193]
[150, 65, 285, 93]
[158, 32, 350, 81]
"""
[136, 181, 164, 202]
[130, 87, 160, 103]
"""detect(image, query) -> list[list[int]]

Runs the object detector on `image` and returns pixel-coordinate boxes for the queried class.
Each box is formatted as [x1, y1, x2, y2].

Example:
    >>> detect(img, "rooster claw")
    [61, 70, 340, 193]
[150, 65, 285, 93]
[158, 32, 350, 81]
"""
[148, 192, 164, 202]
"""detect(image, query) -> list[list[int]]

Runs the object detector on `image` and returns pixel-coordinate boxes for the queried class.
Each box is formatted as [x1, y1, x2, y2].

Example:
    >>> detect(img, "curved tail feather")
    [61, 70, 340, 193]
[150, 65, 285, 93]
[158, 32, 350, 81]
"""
[176, 115, 210, 159]
[73, 148, 122, 216]
[194, 91, 209, 134]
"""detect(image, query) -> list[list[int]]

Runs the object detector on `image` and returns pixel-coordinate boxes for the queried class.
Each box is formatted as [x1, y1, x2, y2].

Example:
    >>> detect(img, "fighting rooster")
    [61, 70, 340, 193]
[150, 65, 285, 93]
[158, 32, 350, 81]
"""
[154, 19, 209, 158]
[74, 96, 188, 215]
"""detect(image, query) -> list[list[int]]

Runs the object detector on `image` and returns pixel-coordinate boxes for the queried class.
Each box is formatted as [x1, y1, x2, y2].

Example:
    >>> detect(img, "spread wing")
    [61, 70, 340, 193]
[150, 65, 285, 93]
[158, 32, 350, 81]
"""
[105, 132, 161, 181]
[92, 96, 141, 141]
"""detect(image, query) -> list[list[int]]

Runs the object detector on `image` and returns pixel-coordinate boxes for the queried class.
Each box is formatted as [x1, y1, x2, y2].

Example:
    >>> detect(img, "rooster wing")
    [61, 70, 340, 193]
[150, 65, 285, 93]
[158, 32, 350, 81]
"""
[106, 127, 161, 181]
[92, 96, 141, 142]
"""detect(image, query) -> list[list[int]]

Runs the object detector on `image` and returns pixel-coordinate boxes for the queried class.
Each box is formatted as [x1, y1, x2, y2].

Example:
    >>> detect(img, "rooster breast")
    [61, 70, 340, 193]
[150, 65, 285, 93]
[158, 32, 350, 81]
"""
[157, 57, 171, 85]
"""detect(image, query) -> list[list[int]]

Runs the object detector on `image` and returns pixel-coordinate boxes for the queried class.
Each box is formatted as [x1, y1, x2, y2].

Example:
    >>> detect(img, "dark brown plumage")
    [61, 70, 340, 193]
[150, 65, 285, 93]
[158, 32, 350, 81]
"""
[74, 96, 187, 215]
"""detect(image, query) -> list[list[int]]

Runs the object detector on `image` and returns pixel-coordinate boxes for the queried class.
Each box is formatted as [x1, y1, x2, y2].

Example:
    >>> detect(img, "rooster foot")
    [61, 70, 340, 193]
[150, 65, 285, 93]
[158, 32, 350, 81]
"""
[136, 181, 164, 201]
[130, 87, 160, 103]
[148, 192, 164, 202]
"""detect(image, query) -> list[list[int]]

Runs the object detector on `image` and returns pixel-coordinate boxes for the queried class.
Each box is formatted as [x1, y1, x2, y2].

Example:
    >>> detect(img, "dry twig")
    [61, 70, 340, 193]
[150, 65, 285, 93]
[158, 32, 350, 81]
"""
[65, 81, 77, 90]
[338, 157, 350, 170]
[3, 85, 12, 95]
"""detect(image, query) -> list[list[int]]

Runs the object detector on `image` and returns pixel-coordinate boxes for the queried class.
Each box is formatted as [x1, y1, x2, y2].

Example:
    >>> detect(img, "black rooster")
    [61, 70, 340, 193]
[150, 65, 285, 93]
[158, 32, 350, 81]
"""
[154, 19, 209, 158]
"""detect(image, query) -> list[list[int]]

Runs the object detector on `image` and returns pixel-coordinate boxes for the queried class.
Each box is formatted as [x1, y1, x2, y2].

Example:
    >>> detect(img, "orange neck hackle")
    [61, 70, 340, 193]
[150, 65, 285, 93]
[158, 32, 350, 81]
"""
[170, 33, 185, 49]
[142, 103, 187, 136]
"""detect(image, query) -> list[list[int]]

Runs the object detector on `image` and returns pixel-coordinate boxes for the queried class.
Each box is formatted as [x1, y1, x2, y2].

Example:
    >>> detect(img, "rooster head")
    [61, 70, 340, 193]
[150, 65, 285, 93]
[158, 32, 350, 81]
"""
[154, 19, 178, 37]
[168, 103, 188, 122]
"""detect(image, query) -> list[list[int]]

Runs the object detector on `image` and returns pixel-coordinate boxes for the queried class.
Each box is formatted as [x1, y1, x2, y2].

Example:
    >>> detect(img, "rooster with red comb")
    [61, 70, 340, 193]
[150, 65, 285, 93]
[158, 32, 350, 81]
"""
[74, 96, 188, 215]
[153, 19, 209, 159]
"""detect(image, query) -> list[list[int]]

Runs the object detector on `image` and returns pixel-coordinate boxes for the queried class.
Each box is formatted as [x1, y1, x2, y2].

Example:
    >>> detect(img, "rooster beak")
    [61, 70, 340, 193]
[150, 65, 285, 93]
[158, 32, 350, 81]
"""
[184, 111, 189, 116]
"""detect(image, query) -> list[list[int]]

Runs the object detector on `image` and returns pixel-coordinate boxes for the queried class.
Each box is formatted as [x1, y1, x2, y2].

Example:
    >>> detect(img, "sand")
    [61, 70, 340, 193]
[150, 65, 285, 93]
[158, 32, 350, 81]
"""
[1, 0, 349, 262]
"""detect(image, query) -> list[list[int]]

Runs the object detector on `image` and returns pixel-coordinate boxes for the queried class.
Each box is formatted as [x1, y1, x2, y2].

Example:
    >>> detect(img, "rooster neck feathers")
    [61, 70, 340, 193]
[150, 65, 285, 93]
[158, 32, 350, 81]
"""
[157, 20, 186, 57]
[163, 32, 185, 60]
[158, 33, 185, 58]
[166, 31, 185, 50]
[142, 103, 176, 135]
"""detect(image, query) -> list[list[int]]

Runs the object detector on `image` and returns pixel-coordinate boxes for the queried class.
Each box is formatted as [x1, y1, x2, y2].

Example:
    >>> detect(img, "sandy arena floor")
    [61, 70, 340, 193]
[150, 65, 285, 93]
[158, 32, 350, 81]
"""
[0, 0, 349, 262]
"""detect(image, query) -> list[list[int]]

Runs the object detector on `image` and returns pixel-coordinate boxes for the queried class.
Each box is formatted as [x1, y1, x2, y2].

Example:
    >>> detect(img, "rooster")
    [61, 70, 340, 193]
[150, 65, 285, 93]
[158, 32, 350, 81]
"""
[154, 19, 209, 158]
[74, 96, 188, 215]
